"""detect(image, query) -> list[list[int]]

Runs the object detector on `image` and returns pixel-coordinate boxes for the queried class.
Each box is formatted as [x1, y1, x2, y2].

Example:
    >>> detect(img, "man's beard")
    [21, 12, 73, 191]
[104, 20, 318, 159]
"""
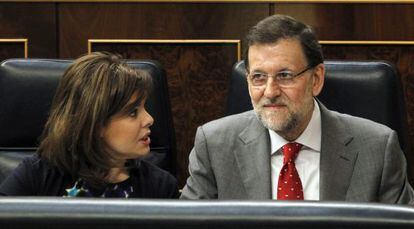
[252, 97, 300, 134]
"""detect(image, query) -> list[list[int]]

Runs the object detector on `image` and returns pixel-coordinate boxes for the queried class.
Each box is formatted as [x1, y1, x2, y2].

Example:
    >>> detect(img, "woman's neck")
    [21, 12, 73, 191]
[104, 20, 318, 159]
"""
[106, 167, 129, 183]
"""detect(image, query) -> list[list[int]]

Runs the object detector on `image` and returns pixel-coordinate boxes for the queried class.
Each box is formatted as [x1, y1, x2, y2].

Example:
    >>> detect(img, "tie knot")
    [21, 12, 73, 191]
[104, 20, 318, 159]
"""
[281, 142, 302, 164]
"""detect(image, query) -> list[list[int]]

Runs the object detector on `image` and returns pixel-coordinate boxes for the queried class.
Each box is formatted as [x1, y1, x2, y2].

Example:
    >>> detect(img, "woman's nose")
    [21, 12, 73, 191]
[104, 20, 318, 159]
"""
[143, 109, 154, 127]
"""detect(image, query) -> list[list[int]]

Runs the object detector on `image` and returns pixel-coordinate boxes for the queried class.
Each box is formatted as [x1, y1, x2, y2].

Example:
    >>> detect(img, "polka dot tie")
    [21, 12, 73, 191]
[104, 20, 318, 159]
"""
[277, 142, 304, 200]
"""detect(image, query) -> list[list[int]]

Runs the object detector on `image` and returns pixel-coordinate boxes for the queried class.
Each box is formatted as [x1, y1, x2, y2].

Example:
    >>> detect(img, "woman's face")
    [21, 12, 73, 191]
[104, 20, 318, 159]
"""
[101, 94, 154, 163]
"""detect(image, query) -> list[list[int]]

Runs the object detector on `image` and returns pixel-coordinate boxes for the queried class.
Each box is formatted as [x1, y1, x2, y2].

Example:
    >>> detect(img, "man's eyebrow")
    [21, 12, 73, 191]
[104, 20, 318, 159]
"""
[251, 67, 292, 73]
[278, 68, 293, 72]
[250, 70, 266, 73]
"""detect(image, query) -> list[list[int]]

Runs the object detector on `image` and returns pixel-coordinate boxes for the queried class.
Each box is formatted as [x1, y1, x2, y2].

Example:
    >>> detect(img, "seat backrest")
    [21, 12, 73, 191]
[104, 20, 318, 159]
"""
[0, 58, 176, 182]
[226, 60, 409, 152]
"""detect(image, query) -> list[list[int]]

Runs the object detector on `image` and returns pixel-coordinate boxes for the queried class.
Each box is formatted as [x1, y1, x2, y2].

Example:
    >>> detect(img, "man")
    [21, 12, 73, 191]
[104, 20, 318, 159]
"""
[180, 14, 414, 203]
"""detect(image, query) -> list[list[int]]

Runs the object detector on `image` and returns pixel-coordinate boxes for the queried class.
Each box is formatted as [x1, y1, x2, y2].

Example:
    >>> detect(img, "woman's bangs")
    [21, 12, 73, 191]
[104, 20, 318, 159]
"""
[109, 67, 151, 117]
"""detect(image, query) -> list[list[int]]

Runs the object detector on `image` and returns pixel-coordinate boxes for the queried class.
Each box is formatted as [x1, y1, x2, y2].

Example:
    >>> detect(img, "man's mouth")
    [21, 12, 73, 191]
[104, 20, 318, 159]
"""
[263, 103, 286, 108]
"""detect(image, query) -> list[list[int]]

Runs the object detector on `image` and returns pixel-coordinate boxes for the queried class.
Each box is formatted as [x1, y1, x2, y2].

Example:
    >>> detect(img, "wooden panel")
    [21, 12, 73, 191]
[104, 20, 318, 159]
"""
[0, 3, 57, 58]
[91, 40, 240, 186]
[0, 39, 27, 62]
[59, 3, 269, 58]
[274, 3, 414, 40]
[321, 43, 414, 183]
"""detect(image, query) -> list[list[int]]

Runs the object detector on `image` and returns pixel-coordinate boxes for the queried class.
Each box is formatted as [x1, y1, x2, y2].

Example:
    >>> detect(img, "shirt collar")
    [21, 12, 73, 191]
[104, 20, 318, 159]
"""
[269, 99, 322, 155]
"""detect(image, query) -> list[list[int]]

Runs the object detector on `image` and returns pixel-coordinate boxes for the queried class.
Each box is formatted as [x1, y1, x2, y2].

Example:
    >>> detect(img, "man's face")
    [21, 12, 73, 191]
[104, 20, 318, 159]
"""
[247, 39, 324, 140]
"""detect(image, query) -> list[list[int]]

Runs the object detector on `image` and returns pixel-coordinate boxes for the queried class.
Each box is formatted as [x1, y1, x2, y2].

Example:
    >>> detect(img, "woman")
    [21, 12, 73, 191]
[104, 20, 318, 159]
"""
[0, 52, 179, 198]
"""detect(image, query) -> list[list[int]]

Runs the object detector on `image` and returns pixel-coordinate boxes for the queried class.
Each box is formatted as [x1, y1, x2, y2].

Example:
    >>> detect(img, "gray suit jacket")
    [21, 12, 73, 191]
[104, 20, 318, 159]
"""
[180, 103, 414, 203]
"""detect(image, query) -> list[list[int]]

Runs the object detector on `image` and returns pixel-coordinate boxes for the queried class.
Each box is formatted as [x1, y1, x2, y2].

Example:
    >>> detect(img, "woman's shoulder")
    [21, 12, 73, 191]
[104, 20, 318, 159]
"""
[19, 153, 69, 183]
[17, 153, 45, 172]
[25, 153, 42, 162]
[130, 160, 179, 198]
[21, 154, 55, 172]
[136, 160, 176, 181]
[0, 153, 67, 196]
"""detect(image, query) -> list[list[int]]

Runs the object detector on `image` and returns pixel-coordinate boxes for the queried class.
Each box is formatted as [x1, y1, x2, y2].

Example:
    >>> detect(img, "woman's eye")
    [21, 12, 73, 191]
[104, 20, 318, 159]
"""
[128, 109, 138, 117]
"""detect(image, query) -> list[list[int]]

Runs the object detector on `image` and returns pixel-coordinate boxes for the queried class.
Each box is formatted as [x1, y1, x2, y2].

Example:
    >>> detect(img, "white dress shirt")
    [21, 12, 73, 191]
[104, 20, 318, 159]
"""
[269, 100, 321, 200]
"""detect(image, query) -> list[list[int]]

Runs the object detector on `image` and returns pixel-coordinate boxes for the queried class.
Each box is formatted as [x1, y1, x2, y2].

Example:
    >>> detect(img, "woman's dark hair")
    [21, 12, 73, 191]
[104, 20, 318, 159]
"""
[37, 51, 152, 187]
[244, 14, 324, 70]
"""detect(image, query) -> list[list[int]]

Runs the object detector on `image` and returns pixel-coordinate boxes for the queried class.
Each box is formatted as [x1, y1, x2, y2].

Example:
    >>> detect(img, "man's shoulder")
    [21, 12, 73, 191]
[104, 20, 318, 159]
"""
[194, 110, 265, 143]
[326, 108, 394, 136]
[201, 110, 258, 132]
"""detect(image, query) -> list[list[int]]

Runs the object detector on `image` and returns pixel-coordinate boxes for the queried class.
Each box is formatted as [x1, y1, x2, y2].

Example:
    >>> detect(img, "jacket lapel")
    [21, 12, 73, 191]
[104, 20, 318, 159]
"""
[319, 103, 358, 201]
[234, 112, 272, 199]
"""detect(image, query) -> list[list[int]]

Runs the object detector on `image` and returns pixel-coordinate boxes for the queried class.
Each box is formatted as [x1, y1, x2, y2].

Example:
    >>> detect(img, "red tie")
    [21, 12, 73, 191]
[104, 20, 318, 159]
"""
[277, 142, 304, 200]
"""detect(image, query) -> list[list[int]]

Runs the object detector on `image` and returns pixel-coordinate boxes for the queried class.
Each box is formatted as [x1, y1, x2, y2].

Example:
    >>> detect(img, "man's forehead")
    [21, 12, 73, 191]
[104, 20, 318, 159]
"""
[249, 39, 303, 54]
[248, 39, 307, 69]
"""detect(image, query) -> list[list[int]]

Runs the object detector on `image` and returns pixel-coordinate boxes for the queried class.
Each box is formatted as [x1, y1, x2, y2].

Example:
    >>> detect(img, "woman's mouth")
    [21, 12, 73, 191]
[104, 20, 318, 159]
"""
[139, 133, 151, 145]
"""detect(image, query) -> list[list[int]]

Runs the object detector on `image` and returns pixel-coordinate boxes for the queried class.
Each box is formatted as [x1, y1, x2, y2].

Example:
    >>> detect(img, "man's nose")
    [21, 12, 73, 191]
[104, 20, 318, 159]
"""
[263, 77, 282, 99]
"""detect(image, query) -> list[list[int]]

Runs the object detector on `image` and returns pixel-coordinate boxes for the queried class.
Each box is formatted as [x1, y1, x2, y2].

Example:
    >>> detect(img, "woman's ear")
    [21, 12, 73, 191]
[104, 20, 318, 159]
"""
[100, 125, 107, 138]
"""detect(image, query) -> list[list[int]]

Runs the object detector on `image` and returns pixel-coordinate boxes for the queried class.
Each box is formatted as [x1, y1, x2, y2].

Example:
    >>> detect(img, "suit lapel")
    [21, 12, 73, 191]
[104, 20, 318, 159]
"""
[319, 103, 358, 201]
[234, 112, 272, 199]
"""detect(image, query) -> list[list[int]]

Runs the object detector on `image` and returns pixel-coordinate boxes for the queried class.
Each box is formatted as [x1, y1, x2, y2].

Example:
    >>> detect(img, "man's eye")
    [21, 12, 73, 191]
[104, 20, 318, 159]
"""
[277, 72, 294, 79]
[251, 73, 267, 80]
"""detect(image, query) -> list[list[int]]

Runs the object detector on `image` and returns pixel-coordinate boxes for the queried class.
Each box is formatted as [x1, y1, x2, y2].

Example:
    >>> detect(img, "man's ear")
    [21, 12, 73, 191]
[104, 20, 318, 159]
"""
[312, 63, 325, 97]
[245, 69, 253, 98]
